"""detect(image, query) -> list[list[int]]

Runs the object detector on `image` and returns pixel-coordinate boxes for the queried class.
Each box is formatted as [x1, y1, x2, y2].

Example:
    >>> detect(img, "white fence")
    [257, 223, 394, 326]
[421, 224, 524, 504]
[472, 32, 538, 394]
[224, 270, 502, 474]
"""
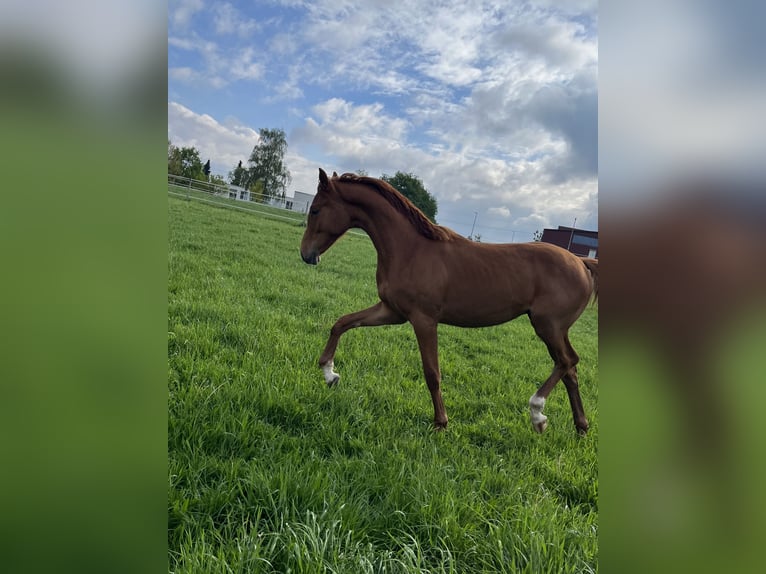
[168, 174, 374, 238]
[167, 174, 311, 214]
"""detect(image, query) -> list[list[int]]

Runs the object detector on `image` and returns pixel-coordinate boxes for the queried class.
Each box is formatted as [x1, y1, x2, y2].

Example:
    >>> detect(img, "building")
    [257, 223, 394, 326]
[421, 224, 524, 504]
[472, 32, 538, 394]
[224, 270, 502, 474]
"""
[287, 191, 315, 213]
[227, 185, 250, 202]
[540, 226, 598, 258]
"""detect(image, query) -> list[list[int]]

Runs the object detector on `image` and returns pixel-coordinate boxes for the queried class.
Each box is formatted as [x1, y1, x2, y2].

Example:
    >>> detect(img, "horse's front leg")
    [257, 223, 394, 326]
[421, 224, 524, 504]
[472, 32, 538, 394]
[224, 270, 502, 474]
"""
[318, 301, 405, 387]
[411, 316, 448, 429]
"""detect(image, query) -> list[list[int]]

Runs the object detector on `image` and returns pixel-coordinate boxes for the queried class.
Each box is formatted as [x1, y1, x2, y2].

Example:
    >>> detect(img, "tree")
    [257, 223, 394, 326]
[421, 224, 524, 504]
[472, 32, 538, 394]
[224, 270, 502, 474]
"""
[250, 180, 266, 203]
[178, 147, 205, 180]
[167, 140, 205, 180]
[533, 229, 543, 242]
[228, 160, 248, 187]
[168, 139, 182, 175]
[246, 128, 291, 199]
[381, 171, 438, 222]
[210, 174, 226, 187]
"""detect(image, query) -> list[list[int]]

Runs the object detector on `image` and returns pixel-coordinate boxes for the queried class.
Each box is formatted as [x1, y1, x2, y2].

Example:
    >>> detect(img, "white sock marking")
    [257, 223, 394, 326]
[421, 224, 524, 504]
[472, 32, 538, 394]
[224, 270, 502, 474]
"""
[322, 361, 339, 385]
[529, 394, 548, 428]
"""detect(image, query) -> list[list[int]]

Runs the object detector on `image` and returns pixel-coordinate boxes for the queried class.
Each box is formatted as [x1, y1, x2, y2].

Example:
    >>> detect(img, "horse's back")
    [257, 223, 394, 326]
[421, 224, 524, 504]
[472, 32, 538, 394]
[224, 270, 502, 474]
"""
[449, 240, 591, 289]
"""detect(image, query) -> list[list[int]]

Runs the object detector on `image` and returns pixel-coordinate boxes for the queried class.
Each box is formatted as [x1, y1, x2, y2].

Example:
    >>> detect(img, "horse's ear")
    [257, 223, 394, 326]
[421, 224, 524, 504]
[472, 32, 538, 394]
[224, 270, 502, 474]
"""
[318, 168, 339, 196]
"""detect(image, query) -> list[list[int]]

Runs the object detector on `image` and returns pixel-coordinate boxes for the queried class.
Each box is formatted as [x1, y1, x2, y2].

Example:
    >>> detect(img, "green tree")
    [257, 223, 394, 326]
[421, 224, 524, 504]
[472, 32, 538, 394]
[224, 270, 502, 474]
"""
[228, 160, 248, 187]
[250, 180, 266, 203]
[533, 229, 543, 242]
[246, 128, 291, 199]
[168, 139, 182, 175]
[381, 171, 438, 222]
[210, 174, 227, 187]
[168, 140, 204, 180]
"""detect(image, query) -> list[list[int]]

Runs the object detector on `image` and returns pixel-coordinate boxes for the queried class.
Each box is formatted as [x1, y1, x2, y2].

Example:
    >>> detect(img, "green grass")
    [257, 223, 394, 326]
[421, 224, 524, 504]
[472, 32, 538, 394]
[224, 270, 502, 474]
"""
[168, 184, 307, 225]
[168, 193, 598, 573]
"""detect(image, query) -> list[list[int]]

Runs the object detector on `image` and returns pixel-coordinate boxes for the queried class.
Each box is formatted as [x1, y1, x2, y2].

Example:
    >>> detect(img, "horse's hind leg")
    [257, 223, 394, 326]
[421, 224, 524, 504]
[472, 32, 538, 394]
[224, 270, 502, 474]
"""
[528, 315, 581, 433]
[318, 301, 405, 387]
[528, 361, 570, 434]
[561, 368, 589, 434]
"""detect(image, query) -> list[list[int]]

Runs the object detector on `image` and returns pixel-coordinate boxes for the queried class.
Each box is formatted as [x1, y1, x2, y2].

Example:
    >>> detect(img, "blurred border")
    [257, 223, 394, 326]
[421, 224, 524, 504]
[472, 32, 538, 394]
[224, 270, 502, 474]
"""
[601, 1, 766, 572]
[0, 2, 167, 573]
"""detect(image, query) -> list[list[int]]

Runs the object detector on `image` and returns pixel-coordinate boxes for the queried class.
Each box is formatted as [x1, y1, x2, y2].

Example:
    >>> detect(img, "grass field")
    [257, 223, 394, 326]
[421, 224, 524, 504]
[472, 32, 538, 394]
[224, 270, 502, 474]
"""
[168, 184, 307, 224]
[168, 193, 598, 573]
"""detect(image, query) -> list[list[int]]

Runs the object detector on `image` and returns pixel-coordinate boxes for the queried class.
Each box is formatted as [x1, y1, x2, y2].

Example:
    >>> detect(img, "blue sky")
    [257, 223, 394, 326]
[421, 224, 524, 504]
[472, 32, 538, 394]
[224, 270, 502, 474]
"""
[168, 0, 598, 242]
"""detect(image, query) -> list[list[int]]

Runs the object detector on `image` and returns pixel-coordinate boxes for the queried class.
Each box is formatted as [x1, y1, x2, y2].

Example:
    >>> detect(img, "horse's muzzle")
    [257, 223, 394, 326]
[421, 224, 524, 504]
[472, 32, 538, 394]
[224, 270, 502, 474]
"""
[301, 251, 320, 265]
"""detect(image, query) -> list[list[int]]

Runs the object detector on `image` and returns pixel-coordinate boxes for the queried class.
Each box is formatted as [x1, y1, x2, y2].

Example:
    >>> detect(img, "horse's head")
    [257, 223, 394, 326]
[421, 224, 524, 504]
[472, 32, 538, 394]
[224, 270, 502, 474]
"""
[300, 168, 352, 265]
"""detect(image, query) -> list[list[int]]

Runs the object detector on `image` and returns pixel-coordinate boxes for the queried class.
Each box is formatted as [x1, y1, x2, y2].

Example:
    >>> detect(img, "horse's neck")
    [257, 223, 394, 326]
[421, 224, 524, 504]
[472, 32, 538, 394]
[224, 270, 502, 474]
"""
[341, 187, 422, 264]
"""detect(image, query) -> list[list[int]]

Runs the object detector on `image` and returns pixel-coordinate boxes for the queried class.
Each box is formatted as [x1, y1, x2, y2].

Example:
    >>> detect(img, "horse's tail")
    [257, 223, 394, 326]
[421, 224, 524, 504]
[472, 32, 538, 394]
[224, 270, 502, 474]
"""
[582, 258, 598, 304]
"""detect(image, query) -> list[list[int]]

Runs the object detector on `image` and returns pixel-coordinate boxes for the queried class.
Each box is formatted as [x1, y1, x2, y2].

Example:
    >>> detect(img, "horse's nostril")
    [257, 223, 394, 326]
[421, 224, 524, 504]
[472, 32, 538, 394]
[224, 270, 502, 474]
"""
[301, 251, 320, 265]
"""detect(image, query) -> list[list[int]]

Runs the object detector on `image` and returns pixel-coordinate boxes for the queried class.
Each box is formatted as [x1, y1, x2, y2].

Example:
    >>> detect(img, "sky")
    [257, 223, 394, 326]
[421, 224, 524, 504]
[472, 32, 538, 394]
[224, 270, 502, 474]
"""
[168, 0, 598, 242]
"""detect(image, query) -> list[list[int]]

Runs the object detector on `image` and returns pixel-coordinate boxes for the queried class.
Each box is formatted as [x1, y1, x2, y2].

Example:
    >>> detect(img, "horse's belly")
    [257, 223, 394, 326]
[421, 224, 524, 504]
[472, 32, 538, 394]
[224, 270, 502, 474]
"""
[439, 304, 528, 328]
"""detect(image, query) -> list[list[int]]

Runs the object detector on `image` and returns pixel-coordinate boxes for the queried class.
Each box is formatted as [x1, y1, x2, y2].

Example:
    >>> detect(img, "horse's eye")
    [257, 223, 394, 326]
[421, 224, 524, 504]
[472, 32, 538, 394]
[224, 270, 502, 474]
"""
[310, 208, 320, 216]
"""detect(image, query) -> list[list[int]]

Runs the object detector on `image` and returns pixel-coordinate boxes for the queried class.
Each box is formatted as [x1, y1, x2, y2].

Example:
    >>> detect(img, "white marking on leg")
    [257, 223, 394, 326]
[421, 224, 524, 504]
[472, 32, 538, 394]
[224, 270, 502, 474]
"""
[529, 394, 548, 433]
[321, 360, 340, 386]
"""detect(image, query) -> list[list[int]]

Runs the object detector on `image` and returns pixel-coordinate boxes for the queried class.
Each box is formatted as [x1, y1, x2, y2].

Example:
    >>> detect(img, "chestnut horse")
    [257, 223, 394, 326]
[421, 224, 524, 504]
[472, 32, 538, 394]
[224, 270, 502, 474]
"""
[300, 169, 598, 434]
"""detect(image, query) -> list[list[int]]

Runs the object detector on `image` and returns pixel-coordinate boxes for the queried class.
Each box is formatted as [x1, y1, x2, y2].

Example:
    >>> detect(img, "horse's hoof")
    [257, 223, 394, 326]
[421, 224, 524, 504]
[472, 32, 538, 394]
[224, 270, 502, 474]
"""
[529, 395, 547, 434]
[433, 420, 448, 431]
[321, 361, 339, 387]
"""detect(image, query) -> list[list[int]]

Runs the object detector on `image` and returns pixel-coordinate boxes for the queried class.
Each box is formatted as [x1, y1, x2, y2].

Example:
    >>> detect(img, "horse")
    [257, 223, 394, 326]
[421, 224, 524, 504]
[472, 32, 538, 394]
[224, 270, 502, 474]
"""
[300, 168, 598, 434]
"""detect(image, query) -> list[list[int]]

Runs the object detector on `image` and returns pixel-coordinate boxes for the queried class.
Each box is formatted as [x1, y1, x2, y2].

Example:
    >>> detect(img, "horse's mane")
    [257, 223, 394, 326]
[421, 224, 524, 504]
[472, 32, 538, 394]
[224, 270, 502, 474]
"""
[336, 173, 457, 241]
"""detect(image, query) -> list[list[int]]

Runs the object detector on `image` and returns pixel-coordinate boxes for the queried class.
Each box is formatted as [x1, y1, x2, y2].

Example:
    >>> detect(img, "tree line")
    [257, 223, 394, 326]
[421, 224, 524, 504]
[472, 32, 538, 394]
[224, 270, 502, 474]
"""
[168, 127, 439, 221]
[168, 128, 291, 203]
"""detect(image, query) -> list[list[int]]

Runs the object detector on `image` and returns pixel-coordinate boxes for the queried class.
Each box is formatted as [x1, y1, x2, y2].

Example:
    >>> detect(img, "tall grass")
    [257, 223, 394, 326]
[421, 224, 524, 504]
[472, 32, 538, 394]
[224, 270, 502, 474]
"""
[168, 194, 598, 573]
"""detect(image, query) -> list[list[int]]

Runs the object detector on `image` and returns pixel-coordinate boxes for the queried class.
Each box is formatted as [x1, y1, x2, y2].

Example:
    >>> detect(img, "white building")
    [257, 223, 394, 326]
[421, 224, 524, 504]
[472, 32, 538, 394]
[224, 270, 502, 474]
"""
[287, 191, 315, 213]
[227, 185, 250, 202]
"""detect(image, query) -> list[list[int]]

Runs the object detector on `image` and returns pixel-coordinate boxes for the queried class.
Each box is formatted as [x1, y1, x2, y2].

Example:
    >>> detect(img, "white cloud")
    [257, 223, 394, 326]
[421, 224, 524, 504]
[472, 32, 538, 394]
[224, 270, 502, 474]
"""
[213, 3, 258, 37]
[229, 47, 263, 80]
[413, 5, 485, 86]
[168, 35, 232, 88]
[170, 0, 204, 28]
[272, 82, 304, 101]
[168, 67, 198, 82]
[168, 36, 197, 51]
[292, 98, 411, 168]
[168, 102, 260, 177]
[492, 15, 597, 73]
[170, 22, 263, 87]
[286, 154, 324, 198]
[313, 99, 407, 137]
[488, 206, 511, 217]
[510, 212, 548, 234]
